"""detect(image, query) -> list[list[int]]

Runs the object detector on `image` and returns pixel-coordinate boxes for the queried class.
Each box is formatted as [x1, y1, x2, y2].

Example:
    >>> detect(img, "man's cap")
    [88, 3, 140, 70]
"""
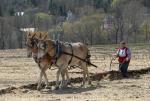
[120, 41, 126, 44]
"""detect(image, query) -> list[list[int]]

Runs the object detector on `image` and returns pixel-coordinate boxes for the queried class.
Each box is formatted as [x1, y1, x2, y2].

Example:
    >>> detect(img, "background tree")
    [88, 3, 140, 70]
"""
[0, 0, 149, 49]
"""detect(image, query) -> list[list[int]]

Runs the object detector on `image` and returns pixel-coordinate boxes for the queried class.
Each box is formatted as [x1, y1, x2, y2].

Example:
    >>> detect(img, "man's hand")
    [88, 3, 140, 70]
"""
[126, 57, 129, 61]
[112, 53, 118, 57]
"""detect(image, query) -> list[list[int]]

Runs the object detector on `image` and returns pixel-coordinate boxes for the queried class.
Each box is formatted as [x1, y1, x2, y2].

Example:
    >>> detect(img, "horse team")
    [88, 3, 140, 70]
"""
[26, 31, 92, 90]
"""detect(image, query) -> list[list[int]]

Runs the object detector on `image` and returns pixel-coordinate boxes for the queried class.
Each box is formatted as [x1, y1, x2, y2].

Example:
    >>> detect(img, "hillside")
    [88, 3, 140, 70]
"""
[0, 0, 150, 49]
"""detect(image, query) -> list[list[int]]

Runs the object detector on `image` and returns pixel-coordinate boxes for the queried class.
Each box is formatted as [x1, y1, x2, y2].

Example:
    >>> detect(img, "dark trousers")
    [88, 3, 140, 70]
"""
[119, 61, 129, 77]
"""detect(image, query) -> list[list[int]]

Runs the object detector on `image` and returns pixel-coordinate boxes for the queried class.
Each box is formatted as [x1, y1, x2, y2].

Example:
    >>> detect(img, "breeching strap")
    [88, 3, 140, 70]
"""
[68, 43, 73, 65]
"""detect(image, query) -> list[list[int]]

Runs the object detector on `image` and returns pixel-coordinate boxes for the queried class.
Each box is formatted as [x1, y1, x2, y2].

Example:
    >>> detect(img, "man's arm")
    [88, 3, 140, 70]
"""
[115, 49, 120, 57]
[126, 48, 131, 61]
[127, 48, 131, 59]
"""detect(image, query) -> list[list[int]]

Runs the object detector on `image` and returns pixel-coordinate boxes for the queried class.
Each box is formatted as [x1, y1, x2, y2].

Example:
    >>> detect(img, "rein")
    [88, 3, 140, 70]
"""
[26, 38, 38, 49]
[62, 51, 97, 68]
[110, 57, 117, 71]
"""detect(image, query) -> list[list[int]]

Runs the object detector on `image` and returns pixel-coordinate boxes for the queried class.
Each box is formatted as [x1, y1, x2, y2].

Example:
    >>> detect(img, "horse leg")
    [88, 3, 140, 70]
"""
[81, 63, 91, 87]
[37, 64, 49, 90]
[65, 68, 71, 86]
[81, 70, 86, 87]
[55, 68, 61, 90]
[85, 66, 91, 85]
[37, 69, 43, 90]
[60, 68, 70, 88]
[60, 70, 66, 88]
[42, 65, 51, 89]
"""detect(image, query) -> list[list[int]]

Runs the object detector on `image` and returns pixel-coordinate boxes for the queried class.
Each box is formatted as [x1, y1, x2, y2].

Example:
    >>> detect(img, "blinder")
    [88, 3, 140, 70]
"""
[31, 38, 38, 48]
[43, 41, 47, 50]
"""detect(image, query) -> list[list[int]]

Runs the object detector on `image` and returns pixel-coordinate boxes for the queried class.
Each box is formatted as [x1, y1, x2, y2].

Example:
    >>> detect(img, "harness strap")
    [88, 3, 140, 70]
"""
[62, 51, 97, 68]
[53, 40, 62, 65]
[54, 57, 58, 65]
[68, 43, 73, 65]
[55, 40, 61, 58]
[86, 50, 91, 65]
[44, 41, 97, 68]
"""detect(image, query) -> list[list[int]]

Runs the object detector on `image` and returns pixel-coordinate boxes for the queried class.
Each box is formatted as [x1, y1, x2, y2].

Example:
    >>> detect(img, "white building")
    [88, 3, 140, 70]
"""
[20, 28, 36, 32]
[15, 12, 24, 16]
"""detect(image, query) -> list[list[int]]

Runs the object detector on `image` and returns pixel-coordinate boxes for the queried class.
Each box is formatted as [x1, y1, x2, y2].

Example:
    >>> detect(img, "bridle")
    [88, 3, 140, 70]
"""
[26, 37, 38, 49]
[37, 41, 56, 59]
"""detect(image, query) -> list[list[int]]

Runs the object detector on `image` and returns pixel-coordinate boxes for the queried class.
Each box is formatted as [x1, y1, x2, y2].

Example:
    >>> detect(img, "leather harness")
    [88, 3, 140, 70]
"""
[40, 40, 97, 68]
[53, 41, 74, 66]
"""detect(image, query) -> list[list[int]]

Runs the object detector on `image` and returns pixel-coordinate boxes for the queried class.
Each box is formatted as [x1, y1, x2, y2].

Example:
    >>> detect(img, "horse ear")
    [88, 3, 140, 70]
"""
[31, 33, 36, 39]
[43, 35, 47, 40]
[39, 32, 41, 38]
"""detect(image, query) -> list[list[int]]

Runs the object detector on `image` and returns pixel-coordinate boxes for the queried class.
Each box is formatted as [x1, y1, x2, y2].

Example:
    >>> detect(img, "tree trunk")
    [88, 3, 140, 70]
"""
[115, 28, 119, 44]
[90, 32, 93, 45]
[0, 19, 4, 49]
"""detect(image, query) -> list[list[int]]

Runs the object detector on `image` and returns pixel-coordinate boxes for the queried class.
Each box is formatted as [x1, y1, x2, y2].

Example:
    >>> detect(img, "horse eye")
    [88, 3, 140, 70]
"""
[42, 44, 44, 48]
[40, 44, 43, 48]
[42, 43, 46, 49]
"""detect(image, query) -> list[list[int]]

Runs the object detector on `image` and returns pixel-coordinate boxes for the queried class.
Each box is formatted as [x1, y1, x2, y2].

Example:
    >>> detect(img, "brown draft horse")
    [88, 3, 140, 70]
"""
[37, 38, 92, 89]
[26, 32, 69, 90]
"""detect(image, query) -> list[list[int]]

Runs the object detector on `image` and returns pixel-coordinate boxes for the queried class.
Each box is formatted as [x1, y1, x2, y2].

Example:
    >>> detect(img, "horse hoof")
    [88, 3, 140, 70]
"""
[88, 81, 92, 85]
[55, 86, 59, 90]
[37, 86, 42, 91]
[45, 86, 51, 90]
[80, 84, 85, 87]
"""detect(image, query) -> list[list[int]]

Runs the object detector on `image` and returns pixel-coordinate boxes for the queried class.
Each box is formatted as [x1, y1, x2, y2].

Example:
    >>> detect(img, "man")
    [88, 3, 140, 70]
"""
[116, 41, 131, 77]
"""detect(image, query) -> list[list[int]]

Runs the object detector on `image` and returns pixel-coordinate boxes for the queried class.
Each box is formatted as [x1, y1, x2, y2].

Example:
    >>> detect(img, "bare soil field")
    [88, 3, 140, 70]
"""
[0, 44, 150, 101]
